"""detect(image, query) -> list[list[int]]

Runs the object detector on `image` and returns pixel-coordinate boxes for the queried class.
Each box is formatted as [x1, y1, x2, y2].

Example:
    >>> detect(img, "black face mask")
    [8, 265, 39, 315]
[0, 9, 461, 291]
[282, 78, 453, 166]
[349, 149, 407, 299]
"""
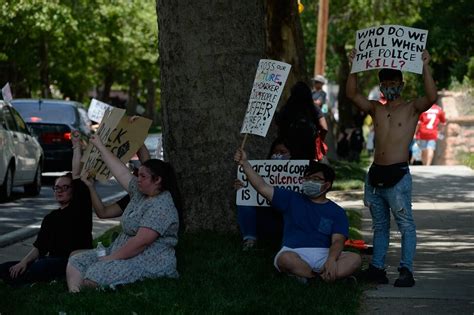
[380, 85, 403, 101]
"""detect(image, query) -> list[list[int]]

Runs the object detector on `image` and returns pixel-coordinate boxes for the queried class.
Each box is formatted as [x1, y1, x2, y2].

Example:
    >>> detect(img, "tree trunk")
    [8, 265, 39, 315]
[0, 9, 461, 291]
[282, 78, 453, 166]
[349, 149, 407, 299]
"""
[157, 0, 268, 231]
[101, 66, 114, 103]
[145, 76, 157, 123]
[264, 0, 308, 90]
[39, 37, 51, 98]
[127, 74, 139, 115]
[334, 43, 353, 130]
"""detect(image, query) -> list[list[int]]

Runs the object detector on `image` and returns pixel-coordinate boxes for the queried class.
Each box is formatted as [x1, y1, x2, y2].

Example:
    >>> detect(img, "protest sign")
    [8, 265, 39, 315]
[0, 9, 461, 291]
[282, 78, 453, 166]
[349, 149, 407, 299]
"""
[87, 98, 114, 123]
[351, 25, 428, 74]
[2, 83, 12, 102]
[240, 59, 291, 137]
[236, 160, 309, 207]
[81, 107, 152, 181]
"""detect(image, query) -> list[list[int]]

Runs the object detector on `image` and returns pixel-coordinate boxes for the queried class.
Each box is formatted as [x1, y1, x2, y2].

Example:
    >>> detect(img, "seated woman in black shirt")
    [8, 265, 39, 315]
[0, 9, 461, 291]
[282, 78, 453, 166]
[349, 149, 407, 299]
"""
[0, 131, 92, 285]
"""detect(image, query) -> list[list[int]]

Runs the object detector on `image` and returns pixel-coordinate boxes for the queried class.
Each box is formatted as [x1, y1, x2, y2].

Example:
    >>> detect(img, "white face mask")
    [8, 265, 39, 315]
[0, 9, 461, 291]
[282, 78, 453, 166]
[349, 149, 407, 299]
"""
[302, 180, 324, 198]
[271, 153, 290, 160]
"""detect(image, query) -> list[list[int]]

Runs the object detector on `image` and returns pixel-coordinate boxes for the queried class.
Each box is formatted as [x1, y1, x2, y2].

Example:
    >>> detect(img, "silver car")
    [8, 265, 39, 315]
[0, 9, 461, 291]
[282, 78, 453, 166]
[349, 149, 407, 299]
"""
[0, 100, 44, 201]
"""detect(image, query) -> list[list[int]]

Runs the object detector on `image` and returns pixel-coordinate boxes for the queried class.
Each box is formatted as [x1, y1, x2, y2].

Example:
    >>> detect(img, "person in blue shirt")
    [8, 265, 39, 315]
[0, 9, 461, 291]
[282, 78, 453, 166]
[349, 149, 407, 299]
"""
[234, 148, 361, 282]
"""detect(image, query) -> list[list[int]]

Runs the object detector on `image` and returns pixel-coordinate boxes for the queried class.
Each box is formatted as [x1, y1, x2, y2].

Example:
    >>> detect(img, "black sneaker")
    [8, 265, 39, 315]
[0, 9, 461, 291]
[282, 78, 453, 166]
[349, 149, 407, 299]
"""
[394, 267, 415, 287]
[358, 264, 389, 284]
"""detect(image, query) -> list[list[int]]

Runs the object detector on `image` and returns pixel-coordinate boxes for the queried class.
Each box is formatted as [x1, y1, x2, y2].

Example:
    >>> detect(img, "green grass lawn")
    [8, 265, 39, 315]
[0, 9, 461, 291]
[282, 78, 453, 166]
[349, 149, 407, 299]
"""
[0, 220, 363, 314]
[458, 151, 474, 169]
[331, 154, 370, 191]
[0, 156, 367, 314]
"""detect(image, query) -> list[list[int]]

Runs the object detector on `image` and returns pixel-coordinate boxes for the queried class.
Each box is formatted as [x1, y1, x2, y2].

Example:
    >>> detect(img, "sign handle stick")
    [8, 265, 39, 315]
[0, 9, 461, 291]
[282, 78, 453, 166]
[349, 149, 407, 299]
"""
[240, 133, 248, 151]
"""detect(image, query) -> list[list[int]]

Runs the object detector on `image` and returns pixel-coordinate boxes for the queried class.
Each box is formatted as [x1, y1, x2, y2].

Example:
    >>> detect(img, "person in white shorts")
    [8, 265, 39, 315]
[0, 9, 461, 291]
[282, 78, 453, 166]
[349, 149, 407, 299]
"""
[234, 149, 361, 282]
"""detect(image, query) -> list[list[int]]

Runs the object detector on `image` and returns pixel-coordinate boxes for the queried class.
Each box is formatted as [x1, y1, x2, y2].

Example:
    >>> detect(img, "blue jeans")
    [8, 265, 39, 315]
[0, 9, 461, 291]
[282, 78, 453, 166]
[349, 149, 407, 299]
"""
[237, 206, 283, 242]
[0, 256, 67, 286]
[364, 172, 416, 272]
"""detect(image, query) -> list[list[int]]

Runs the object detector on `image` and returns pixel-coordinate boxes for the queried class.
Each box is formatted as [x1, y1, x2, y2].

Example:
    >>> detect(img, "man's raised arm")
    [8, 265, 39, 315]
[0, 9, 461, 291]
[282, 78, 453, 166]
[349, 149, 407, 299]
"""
[413, 50, 438, 113]
[346, 49, 374, 113]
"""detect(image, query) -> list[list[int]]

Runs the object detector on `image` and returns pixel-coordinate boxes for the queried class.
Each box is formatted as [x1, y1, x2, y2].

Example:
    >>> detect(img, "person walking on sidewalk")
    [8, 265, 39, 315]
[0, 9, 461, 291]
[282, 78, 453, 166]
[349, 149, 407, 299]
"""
[234, 149, 361, 283]
[0, 132, 92, 286]
[346, 49, 438, 287]
[415, 103, 446, 166]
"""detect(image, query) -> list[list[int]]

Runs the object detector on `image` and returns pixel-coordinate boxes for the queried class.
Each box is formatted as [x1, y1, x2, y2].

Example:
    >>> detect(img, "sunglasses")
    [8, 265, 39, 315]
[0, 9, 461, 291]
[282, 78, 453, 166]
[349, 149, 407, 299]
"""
[52, 185, 71, 193]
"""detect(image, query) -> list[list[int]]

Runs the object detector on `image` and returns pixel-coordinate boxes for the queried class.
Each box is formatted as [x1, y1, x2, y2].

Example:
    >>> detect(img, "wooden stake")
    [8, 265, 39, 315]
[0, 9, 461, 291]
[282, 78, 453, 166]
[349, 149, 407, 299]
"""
[240, 133, 249, 150]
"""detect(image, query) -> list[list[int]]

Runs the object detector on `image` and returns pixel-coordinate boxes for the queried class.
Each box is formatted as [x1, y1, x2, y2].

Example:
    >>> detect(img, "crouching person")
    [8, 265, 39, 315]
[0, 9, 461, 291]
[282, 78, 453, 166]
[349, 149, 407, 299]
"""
[234, 148, 361, 283]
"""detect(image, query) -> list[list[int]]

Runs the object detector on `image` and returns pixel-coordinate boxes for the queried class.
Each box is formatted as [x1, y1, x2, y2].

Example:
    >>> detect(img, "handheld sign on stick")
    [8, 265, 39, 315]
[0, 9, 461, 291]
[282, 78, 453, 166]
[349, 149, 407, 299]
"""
[240, 59, 291, 148]
[351, 25, 428, 74]
[87, 98, 114, 123]
[1, 83, 12, 102]
[81, 107, 152, 182]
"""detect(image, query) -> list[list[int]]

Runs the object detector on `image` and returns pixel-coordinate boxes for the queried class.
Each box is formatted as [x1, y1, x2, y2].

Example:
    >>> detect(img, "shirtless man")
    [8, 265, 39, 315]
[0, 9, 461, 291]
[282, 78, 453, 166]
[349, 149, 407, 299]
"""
[346, 49, 437, 287]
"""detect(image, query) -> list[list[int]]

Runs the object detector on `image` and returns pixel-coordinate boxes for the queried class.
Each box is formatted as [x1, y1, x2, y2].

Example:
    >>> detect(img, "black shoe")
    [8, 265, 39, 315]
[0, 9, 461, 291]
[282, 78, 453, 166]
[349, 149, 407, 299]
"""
[358, 264, 389, 284]
[394, 267, 415, 287]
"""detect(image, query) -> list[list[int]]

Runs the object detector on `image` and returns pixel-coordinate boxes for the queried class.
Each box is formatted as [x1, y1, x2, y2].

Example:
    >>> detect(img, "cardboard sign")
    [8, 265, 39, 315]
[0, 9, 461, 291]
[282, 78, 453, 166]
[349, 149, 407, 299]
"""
[87, 98, 114, 123]
[351, 25, 428, 74]
[81, 107, 152, 181]
[240, 59, 291, 137]
[2, 83, 12, 102]
[236, 160, 309, 207]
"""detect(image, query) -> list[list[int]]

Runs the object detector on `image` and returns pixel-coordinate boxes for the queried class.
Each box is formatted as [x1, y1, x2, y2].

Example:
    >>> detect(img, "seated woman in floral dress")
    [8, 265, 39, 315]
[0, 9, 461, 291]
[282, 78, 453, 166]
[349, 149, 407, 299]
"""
[66, 135, 182, 292]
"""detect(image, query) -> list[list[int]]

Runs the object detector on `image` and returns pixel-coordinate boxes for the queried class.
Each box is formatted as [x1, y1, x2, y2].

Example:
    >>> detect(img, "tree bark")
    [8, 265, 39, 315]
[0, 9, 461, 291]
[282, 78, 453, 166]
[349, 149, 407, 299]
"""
[100, 65, 114, 103]
[264, 0, 308, 89]
[157, 0, 269, 231]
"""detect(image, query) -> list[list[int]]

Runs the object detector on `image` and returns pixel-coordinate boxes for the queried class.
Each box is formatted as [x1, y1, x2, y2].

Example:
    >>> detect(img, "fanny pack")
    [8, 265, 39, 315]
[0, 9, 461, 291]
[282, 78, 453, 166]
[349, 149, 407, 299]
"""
[368, 162, 408, 188]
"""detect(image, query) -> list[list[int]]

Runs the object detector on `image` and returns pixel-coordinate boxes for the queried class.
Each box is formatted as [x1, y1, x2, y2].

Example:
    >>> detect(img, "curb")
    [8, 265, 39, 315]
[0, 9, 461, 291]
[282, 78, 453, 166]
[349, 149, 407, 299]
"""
[0, 191, 127, 248]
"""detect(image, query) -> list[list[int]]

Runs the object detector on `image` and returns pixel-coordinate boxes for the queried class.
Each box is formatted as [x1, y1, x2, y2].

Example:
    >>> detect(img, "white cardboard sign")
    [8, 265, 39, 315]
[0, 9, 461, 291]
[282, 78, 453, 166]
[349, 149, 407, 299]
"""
[236, 160, 309, 207]
[240, 59, 291, 137]
[87, 98, 114, 123]
[2, 83, 12, 102]
[351, 25, 428, 74]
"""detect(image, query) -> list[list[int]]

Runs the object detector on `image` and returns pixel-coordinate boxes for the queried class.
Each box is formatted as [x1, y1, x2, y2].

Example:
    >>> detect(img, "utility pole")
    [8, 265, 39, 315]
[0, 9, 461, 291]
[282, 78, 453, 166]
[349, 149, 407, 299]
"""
[314, 0, 329, 76]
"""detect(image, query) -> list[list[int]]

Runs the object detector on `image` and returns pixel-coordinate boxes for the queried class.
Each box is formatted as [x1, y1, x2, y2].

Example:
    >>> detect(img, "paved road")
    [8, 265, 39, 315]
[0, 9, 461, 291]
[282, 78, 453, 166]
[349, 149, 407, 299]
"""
[0, 174, 125, 251]
[0, 175, 124, 237]
[334, 165, 474, 315]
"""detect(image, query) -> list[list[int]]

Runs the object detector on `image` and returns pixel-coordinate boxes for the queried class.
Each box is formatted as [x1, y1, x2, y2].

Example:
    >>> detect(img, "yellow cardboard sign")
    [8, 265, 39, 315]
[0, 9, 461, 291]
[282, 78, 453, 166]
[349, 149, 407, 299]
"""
[81, 107, 152, 181]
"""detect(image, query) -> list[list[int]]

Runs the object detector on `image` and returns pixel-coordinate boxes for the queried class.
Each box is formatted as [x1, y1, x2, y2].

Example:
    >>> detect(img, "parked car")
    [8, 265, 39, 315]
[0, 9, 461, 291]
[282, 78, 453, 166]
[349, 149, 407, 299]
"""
[128, 133, 163, 171]
[0, 100, 44, 201]
[11, 99, 92, 172]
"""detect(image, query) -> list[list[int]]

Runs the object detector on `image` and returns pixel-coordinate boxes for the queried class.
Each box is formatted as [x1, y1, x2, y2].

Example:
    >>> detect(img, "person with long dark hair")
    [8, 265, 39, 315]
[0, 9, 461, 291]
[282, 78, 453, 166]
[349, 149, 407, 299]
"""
[66, 135, 182, 292]
[276, 81, 328, 160]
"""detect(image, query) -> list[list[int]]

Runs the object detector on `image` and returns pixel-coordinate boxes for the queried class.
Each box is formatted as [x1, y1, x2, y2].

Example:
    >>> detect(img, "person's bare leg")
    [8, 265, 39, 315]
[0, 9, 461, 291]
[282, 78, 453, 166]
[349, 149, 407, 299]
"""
[334, 252, 362, 279]
[276, 251, 314, 278]
[425, 148, 435, 165]
[66, 263, 83, 293]
[83, 279, 99, 289]
[421, 149, 428, 165]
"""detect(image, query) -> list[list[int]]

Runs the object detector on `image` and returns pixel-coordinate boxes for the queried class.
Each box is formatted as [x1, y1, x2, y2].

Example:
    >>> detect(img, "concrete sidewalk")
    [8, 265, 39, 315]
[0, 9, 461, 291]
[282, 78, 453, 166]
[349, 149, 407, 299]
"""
[336, 165, 474, 315]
